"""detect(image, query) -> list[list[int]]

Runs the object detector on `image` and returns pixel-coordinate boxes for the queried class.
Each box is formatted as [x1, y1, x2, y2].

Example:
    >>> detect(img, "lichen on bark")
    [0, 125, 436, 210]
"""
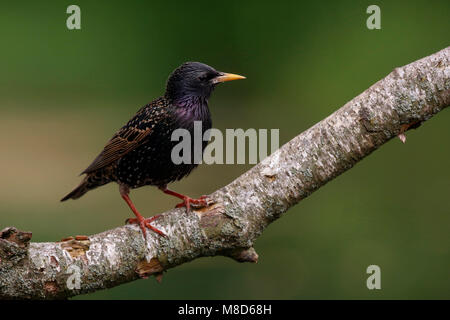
[0, 47, 448, 299]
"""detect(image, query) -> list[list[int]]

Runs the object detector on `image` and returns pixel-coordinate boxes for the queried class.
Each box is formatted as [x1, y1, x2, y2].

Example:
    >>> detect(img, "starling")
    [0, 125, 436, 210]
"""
[61, 62, 245, 238]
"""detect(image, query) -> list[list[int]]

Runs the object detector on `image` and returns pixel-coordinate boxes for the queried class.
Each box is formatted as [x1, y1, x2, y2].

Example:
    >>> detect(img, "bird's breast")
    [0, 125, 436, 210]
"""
[115, 103, 212, 188]
[173, 102, 212, 131]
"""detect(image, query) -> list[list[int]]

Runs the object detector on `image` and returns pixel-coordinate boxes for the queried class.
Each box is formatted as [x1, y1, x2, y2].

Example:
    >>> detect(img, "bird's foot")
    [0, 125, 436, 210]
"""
[159, 187, 213, 212]
[175, 195, 210, 212]
[126, 214, 167, 238]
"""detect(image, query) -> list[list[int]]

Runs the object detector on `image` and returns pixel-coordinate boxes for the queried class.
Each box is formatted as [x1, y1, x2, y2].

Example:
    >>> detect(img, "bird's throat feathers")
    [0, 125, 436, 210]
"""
[172, 95, 211, 127]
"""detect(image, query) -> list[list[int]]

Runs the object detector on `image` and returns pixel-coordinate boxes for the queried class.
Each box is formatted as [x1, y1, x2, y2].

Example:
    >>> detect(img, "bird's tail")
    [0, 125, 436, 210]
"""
[61, 173, 112, 202]
[61, 178, 92, 201]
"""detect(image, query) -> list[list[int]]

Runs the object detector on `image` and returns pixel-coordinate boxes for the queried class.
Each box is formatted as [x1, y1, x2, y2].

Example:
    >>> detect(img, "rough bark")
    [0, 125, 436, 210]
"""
[1, 47, 449, 300]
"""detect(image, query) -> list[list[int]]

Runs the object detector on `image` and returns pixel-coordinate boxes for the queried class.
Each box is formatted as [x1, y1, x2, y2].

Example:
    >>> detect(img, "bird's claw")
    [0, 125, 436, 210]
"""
[126, 214, 167, 238]
[175, 195, 212, 212]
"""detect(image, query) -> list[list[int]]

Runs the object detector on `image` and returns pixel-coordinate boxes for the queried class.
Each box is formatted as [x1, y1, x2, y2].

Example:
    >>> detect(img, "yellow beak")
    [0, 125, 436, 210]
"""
[213, 72, 246, 83]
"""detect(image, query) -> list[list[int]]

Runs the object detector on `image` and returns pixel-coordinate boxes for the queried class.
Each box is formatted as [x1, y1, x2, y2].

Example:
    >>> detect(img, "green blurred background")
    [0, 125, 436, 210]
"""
[0, 0, 448, 299]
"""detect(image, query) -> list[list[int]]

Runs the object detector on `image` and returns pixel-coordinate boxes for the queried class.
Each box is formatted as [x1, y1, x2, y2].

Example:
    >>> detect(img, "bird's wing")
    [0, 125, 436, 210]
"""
[81, 100, 169, 174]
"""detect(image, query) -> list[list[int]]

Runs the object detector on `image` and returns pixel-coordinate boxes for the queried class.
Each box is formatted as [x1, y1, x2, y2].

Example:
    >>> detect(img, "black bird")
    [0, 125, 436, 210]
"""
[61, 62, 245, 238]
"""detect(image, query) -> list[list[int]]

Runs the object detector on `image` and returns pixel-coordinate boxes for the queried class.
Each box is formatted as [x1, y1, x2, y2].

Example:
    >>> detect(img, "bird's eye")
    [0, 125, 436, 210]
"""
[198, 74, 209, 81]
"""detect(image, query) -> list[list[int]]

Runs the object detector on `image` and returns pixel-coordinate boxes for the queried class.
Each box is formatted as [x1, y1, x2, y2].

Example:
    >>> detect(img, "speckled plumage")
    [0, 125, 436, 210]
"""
[61, 62, 244, 237]
[112, 96, 211, 189]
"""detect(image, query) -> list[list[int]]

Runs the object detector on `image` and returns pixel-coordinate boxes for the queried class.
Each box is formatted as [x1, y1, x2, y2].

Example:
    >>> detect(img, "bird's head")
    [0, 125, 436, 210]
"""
[165, 62, 245, 104]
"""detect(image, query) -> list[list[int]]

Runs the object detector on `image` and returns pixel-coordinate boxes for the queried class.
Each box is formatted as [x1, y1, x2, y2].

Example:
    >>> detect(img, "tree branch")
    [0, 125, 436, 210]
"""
[1, 47, 449, 299]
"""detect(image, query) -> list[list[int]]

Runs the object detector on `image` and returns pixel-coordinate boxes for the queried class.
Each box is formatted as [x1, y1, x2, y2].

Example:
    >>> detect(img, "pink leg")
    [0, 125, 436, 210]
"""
[120, 186, 166, 238]
[159, 186, 208, 212]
